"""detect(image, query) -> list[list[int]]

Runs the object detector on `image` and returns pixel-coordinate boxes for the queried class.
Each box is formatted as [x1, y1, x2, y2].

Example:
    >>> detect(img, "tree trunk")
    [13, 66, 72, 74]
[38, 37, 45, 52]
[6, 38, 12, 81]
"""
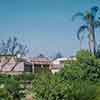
[80, 39, 82, 50]
[88, 24, 96, 55]
[93, 31, 96, 55]
[91, 25, 96, 55]
[88, 34, 92, 53]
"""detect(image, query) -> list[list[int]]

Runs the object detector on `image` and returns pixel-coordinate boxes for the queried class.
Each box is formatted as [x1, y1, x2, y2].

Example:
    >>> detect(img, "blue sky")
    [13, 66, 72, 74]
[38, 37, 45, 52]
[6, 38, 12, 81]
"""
[0, 0, 100, 57]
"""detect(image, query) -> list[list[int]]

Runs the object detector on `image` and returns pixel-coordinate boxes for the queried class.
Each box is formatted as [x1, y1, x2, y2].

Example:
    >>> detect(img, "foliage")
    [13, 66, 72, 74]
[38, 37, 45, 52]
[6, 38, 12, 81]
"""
[0, 36, 28, 71]
[72, 6, 100, 54]
[59, 63, 85, 80]
[0, 36, 28, 57]
[4, 77, 25, 99]
[76, 50, 100, 82]
[31, 50, 100, 100]
[0, 74, 35, 99]
[14, 73, 35, 81]
[32, 71, 96, 100]
[0, 88, 13, 99]
[0, 50, 100, 99]
[0, 75, 25, 99]
[76, 50, 95, 64]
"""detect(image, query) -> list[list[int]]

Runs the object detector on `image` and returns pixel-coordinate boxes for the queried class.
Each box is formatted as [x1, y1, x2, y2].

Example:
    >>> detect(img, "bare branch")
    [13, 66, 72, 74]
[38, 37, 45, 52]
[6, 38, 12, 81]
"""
[0, 36, 28, 71]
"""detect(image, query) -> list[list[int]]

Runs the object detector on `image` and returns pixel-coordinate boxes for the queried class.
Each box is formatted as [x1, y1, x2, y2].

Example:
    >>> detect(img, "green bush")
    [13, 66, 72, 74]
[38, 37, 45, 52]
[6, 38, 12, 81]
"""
[59, 63, 85, 80]
[31, 50, 100, 100]
[0, 76, 25, 100]
[76, 50, 96, 64]
[0, 88, 13, 99]
[0, 50, 100, 99]
[76, 50, 100, 82]
[32, 71, 96, 100]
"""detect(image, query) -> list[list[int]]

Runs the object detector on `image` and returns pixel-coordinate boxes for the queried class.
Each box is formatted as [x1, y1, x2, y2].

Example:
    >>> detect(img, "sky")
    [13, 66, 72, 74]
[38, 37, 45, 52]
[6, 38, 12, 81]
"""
[0, 0, 100, 57]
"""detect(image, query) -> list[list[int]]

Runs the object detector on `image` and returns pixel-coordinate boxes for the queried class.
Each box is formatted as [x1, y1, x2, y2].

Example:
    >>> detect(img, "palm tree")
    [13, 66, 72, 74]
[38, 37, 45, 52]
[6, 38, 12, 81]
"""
[72, 6, 100, 54]
[79, 35, 84, 50]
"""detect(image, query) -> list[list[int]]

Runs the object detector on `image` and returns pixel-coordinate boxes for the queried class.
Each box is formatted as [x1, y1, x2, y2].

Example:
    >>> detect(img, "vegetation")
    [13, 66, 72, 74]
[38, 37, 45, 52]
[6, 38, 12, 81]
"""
[0, 75, 25, 99]
[31, 50, 100, 100]
[0, 50, 100, 99]
[0, 36, 28, 71]
[72, 6, 100, 54]
[0, 6, 100, 100]
[32, 73, 96, 100]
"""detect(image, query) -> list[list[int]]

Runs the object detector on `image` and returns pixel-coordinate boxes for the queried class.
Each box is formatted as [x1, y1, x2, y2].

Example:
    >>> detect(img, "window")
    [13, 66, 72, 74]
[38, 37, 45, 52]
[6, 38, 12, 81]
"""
[24, 63, 32, 72]
[34, 64, 42, 73]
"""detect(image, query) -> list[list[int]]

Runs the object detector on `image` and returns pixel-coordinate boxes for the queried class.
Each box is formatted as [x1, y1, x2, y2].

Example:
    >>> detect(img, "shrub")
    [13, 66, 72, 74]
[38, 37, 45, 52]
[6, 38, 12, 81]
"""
[0, 76, 25, 99]
[32, 71, 96, 100]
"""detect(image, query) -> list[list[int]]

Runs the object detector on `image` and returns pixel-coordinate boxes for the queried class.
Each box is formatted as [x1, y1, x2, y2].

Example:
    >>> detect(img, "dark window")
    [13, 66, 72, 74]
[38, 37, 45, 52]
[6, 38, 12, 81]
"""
[34, 64, 50, 73]
[34, 64, 42, 73]
[24, 63, 32, 72]
[43, 64, 49, 70]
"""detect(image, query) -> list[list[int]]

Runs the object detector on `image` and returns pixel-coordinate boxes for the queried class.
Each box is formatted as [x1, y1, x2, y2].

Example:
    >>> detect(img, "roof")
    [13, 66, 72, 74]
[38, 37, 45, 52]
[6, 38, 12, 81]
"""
[52, 57, 68, 65]
[0, 56, 32, 72]
[31, 57, 50, 64]
[0, 62, 24, 72]
[52, 56, 77, 64]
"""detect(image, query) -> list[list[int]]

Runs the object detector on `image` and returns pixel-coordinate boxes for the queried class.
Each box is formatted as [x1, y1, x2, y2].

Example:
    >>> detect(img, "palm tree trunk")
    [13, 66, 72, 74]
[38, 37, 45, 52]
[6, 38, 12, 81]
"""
[88, 24, 96, 55]
[80, 39, 82, 50]
[93, 32, 96, 55]
[88, 39, 92, 53]
[88, 34, 92, 53]
[91, 25, 96, 55]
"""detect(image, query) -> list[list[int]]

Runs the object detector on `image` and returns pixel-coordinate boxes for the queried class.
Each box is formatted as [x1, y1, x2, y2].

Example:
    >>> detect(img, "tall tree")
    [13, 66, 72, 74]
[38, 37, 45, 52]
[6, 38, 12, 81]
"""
[0, 36, 28, 71]
[96, 42, 100, 58]
[72, 6, 100, 54]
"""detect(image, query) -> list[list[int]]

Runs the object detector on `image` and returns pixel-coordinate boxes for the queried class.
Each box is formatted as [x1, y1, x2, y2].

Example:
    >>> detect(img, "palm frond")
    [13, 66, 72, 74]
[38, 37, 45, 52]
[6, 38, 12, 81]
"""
[77, 25, 88, 40]
[91, 6, 99, 17]
[91, 6, 99, 13]
[94, 20, 100, 28]
[72, 12, 84, 21]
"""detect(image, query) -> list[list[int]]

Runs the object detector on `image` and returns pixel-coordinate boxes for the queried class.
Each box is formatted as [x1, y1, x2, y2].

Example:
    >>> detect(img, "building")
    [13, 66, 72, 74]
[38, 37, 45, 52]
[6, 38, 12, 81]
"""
[0, 55, 51, 74]
[50, 57, 76, 74]
[50, 57, 67, 74]
[31, 57, 51, 73]
[0, 55, 76, 74]
[0, 55, 32, 75]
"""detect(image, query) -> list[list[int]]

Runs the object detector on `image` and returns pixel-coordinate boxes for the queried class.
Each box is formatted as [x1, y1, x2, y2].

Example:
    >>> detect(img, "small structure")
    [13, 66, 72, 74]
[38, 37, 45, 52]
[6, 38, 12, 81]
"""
[50, 57, 67, 74]
[52, 57, 68, 65]
[31, 57, 51, 73]
[51, 57, 76, 74]
[0, 55, 32, 75]
[0, 55, 51, 74]
[50, 64, 62, 74]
